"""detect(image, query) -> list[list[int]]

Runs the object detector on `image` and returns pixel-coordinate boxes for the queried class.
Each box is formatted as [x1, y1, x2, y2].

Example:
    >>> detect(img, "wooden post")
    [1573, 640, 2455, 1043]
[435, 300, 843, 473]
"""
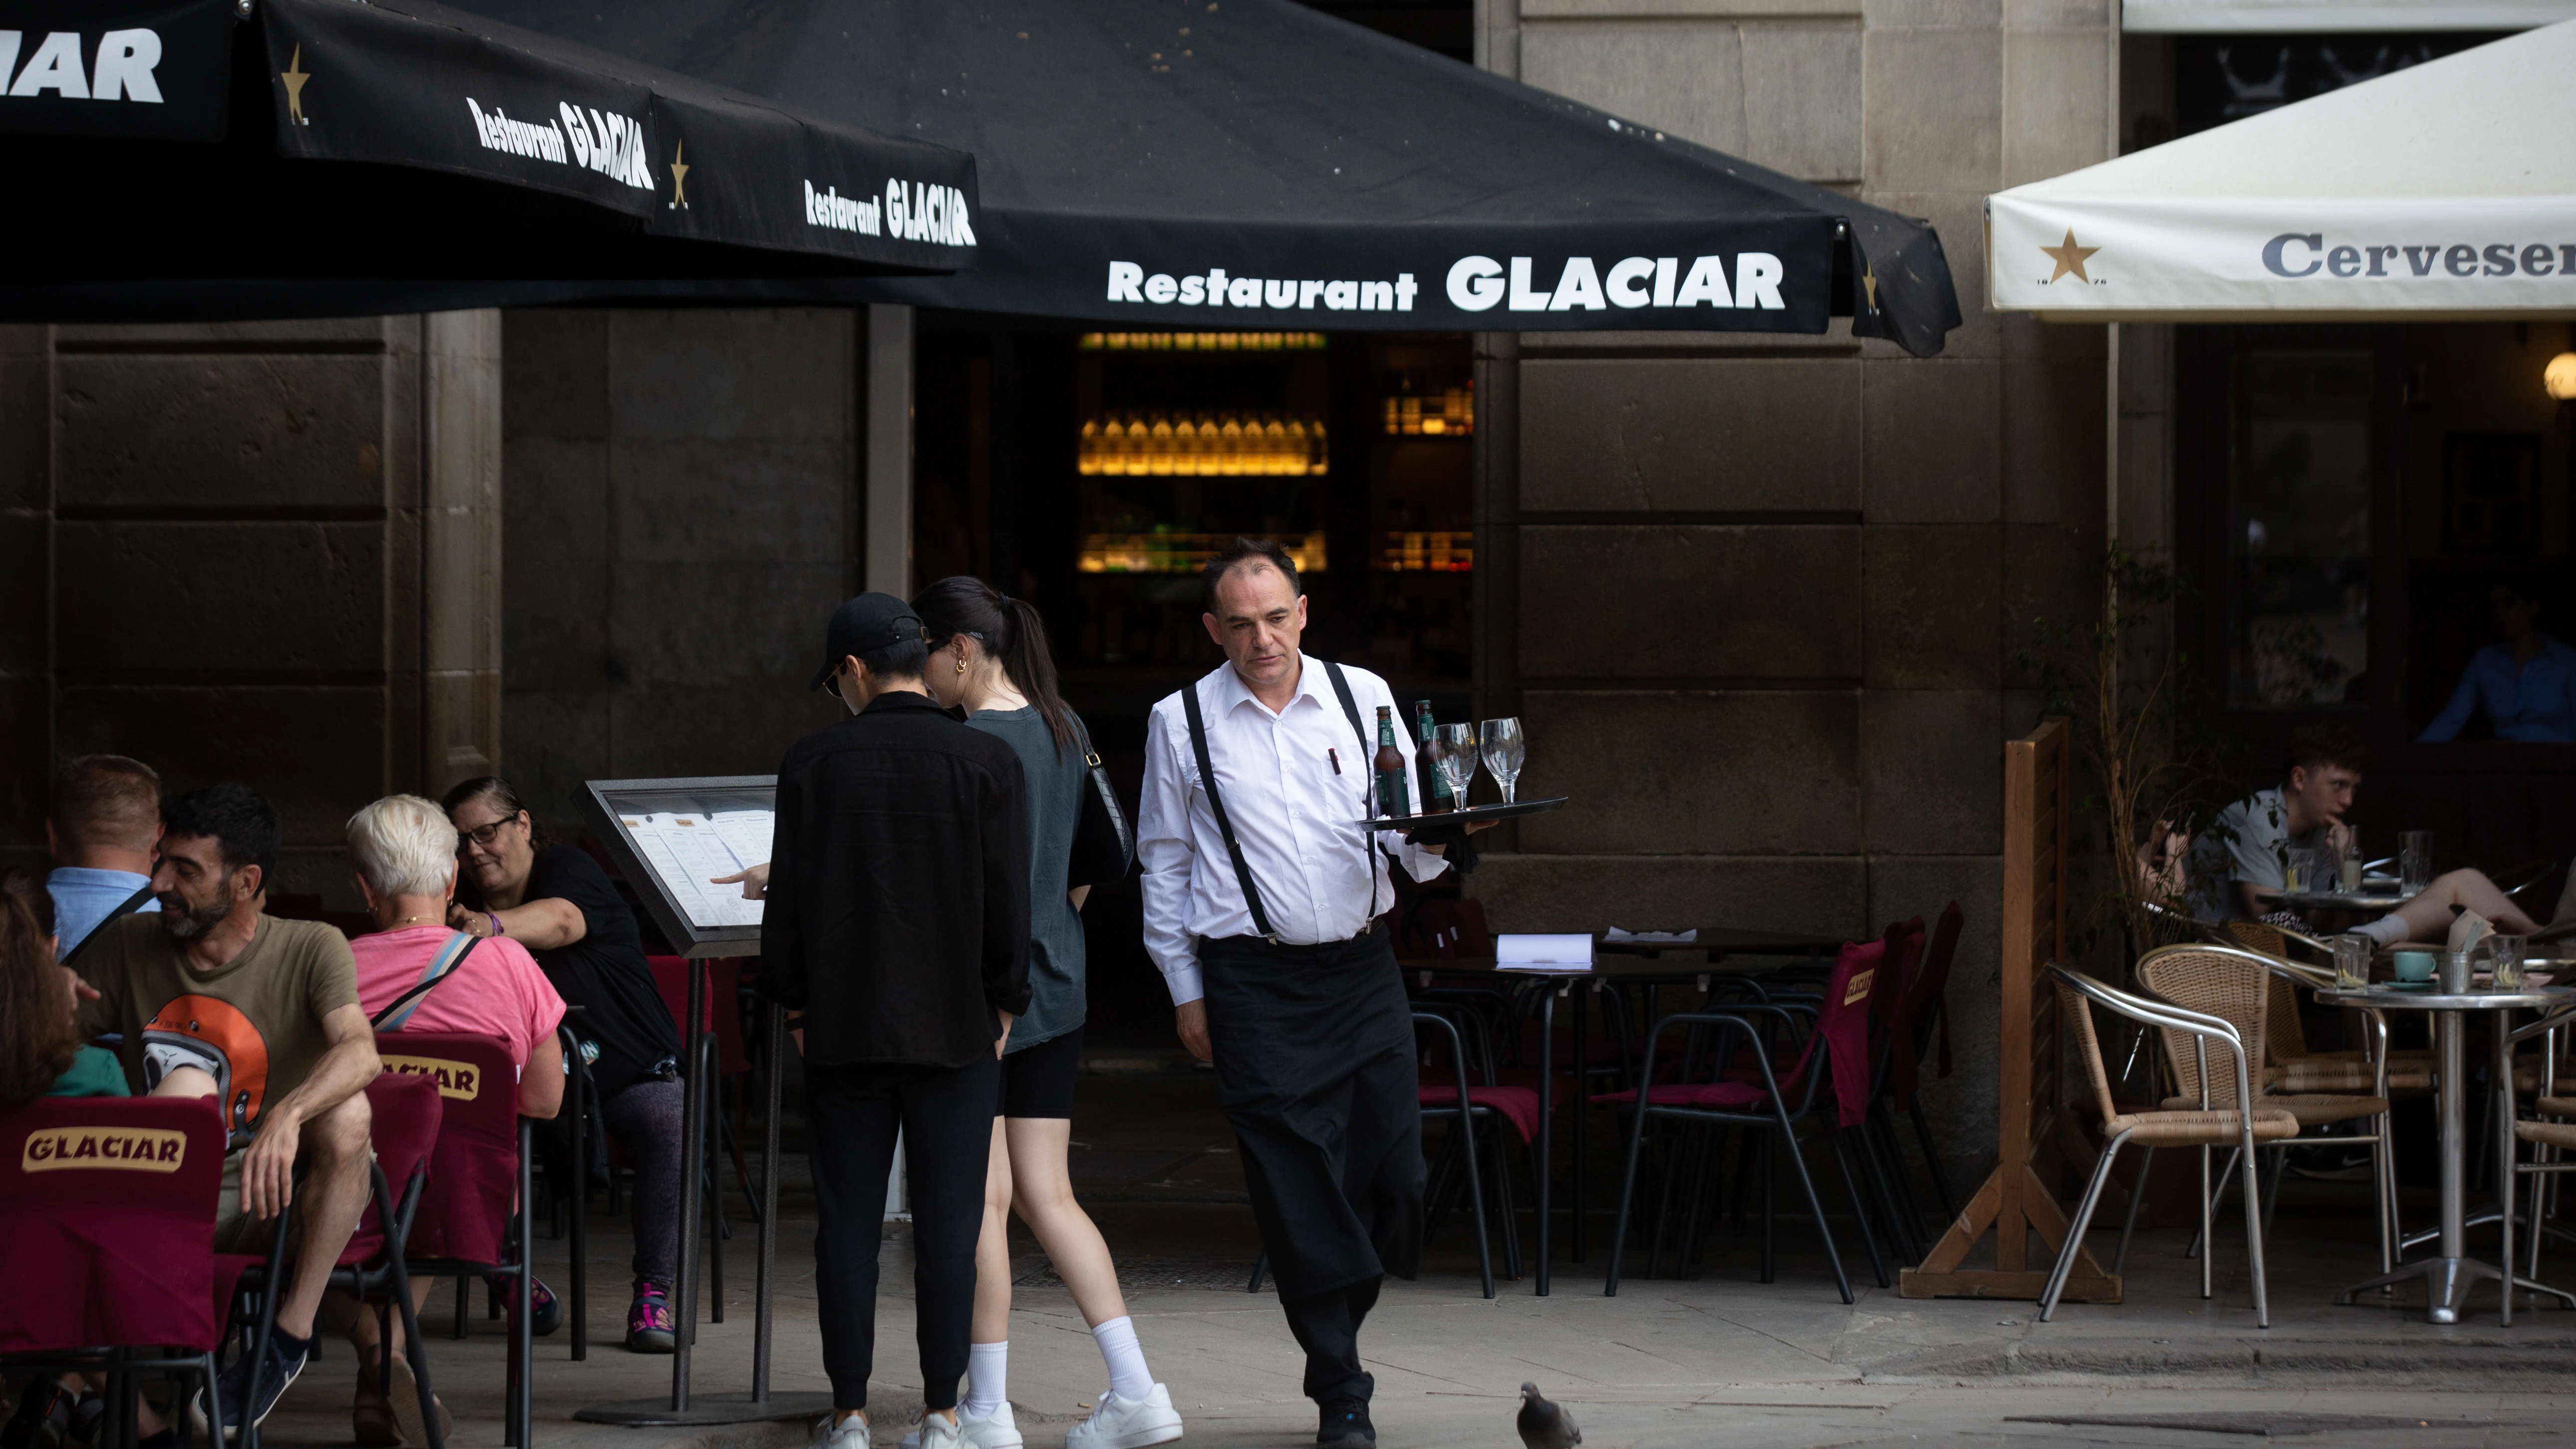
[1899, 717, 2120, 1302]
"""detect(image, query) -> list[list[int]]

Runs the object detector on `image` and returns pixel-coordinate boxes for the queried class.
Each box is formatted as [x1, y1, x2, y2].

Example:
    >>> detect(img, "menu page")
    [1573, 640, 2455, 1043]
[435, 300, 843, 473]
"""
[617, 809, 772, 931]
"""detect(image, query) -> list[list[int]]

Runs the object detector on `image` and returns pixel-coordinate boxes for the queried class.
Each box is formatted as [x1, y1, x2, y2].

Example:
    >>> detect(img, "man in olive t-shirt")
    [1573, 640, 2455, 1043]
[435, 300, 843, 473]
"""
[74, 784, 381, 1441]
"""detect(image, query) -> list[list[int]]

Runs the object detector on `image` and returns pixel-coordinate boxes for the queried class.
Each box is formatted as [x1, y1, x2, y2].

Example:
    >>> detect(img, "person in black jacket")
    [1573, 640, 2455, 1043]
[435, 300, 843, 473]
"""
[763, 592, 1032, 1449]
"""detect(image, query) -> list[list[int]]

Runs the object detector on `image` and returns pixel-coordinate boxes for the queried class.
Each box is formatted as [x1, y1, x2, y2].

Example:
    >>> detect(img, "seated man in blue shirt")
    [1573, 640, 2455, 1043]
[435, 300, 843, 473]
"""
[46, 754, 163, 957]
[2419, 583, 2576, 742]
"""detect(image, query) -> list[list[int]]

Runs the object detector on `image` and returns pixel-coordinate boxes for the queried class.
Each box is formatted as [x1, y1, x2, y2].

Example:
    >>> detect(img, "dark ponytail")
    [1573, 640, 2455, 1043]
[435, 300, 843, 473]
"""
[912, 576, 1077, 756]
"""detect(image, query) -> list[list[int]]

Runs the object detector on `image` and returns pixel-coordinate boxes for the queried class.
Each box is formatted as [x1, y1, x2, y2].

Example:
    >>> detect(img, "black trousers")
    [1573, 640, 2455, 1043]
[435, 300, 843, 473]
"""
[805, 1053, 998, 1413]
[1202, 924, 1422, 1404]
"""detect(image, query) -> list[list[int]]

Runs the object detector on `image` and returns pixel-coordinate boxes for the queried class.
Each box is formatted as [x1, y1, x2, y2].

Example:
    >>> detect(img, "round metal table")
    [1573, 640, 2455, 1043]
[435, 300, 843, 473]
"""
[2318, 983, 2576, 1324]
[2265, 888, 2414, 913]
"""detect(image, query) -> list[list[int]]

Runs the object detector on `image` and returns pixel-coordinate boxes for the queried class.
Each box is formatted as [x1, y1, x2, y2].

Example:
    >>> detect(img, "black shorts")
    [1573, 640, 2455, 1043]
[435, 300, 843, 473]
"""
[996, 1026, 1083, 1119]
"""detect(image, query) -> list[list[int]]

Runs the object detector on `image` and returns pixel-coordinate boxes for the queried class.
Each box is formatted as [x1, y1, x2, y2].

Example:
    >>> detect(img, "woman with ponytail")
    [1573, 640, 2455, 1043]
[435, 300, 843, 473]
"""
[909, 576, 1181, 1449]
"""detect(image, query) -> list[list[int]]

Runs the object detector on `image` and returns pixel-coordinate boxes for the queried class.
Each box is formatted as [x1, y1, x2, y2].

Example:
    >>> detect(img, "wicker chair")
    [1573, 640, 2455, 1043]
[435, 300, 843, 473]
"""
[2136, 943, 2397, 1274]
[2222, 921, 2432, 1095]
[2510, 1005, 2576, 1279]
[2043, 965, 2297, 1326]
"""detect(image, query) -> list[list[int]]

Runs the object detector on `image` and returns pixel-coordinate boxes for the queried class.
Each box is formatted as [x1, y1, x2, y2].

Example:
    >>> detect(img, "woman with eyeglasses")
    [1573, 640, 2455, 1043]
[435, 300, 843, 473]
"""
[905, 576, 1182, 1449]
[441, 775, 685, 1354]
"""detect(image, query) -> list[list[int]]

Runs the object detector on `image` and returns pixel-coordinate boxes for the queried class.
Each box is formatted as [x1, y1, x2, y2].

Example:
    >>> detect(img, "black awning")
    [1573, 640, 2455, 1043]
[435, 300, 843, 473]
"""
[1, 0, 976, 318]
[457, 0, 1961, 356]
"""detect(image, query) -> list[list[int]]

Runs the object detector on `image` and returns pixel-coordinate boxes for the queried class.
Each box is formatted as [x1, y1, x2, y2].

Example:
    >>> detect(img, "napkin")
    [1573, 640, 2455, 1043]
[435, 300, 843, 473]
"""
[2448, 910, 2491, 955]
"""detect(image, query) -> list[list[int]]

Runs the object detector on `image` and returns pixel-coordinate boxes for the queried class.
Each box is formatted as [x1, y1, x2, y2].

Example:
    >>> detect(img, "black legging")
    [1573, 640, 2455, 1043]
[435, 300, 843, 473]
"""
[804, 1053, 998, 1414]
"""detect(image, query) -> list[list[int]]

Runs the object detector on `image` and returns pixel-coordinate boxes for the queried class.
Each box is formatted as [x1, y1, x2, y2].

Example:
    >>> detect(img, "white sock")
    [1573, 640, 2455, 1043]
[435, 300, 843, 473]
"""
[964, 1341, 1007, 1418]
[2357, 916, 2412, 948]
[1091, 1316, 1154, 1405]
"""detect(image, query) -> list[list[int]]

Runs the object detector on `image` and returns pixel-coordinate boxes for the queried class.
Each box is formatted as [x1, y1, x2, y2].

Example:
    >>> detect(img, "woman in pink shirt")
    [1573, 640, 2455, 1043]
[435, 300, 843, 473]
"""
[326, 794, 565, 1448]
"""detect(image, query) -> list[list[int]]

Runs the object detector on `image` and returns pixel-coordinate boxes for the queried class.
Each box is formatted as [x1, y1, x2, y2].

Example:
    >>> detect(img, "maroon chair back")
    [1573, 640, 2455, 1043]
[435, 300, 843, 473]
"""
[341, 1071, 445, 1265]
[650, 956, 746, 1074]
[1872, 917, 1925, 1076]
[380, 1032, 518, 1265]
[1814, 938, 1888, 1128]
[0, 1096, 226, 1354]
[1893, 902, 1965, 1107]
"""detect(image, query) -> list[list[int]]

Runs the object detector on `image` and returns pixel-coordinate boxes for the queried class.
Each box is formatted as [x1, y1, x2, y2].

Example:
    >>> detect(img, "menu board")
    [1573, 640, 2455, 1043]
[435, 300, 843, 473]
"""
[575, 776, 775, 957]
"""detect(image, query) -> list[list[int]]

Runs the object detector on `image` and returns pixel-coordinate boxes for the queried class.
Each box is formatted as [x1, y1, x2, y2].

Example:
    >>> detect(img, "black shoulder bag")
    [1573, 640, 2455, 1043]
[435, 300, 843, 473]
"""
[60, 883, 159, 967]
[1067, 714, 1137, 889]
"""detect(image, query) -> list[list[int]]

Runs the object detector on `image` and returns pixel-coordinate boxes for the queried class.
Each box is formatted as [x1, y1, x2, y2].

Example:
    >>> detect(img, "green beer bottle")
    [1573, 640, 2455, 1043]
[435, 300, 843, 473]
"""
[1373, 706, 1412, 818]
[1414, 700, 1455, 813]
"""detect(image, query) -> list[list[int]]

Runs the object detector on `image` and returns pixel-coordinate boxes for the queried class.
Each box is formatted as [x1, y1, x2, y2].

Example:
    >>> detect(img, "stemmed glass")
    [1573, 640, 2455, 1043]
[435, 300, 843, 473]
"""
[1479, 717, 1525, 804]
[1435, 724, 1478, 808]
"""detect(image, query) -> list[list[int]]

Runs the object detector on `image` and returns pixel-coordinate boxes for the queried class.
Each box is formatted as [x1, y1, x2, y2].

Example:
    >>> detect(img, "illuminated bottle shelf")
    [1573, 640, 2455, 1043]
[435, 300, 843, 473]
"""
[1382, 385, 1473, 436]
[1078, 413, 1327, 477]
[1374, 531, 1473, 572]
[1078, 530, 1328, 575]
[1080, 331, 1328, 352]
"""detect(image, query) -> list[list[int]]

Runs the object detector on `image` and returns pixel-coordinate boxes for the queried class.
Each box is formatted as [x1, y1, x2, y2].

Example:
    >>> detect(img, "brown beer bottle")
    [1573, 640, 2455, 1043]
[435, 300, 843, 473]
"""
[1373, 706, 1411, 818]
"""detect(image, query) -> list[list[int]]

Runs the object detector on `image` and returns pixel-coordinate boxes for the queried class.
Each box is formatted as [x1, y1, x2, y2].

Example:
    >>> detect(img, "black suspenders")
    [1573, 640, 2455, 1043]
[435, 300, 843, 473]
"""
[1180, 661, 1376, 946]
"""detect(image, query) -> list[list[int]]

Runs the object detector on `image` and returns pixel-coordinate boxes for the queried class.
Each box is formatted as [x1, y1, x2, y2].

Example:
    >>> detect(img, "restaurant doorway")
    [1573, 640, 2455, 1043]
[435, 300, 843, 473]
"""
[911, 311, 1478, 1044]
[2176, 320, 2576, 894]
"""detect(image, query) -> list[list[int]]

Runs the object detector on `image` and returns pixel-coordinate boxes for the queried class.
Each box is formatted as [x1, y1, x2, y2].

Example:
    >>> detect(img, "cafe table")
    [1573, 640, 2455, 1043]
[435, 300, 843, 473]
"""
[2318, 981, 2576, 1324]
[1411, 928, 1842, 1294]
[2261, 887, 2415, 913]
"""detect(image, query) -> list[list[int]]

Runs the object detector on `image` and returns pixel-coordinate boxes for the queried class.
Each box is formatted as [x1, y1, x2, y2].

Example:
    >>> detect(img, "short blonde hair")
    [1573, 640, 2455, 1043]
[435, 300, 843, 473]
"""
[347, 795, 459, 899]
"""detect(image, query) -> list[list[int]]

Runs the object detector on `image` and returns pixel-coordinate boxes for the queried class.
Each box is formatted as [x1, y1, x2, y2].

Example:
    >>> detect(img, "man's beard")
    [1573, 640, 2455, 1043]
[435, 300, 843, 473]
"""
[156, 889, 234, 941]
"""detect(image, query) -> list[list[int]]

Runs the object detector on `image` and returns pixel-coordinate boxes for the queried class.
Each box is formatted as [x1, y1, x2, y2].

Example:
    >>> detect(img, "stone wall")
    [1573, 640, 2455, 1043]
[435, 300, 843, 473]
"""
[0, 316, 501, 903]
[1470, 0, 2119, 1182]
[499, 309, 862, 838]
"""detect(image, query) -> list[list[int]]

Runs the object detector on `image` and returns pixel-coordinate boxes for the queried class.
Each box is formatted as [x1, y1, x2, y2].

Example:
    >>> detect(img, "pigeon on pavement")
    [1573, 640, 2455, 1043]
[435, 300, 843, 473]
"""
[1518, 1383, 1579, 1449]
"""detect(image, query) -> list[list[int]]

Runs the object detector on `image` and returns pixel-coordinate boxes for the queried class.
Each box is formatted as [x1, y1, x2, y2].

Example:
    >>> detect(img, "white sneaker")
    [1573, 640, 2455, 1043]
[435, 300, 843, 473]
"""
[820, 1412, 871, 1449]
[916, 1410, 969, 1449]
[900, 1403, 1023, 1449]
[1064, 1386, 1184, 1449]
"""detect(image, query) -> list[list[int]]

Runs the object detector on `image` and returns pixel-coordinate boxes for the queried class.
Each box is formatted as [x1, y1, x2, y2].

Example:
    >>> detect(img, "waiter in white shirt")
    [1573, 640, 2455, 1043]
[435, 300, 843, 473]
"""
[1137, 538, 1487, 1449]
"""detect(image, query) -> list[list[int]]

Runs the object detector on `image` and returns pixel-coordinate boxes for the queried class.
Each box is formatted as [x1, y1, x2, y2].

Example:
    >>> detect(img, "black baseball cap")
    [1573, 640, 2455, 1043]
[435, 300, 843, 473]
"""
[808, 592, 926, 692]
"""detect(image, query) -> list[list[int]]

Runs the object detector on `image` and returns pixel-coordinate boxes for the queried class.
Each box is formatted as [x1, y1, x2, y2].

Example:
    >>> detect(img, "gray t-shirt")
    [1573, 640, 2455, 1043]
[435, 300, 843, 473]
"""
[968, 705, 1089, 1050]
[2187, 786, 2325, 922]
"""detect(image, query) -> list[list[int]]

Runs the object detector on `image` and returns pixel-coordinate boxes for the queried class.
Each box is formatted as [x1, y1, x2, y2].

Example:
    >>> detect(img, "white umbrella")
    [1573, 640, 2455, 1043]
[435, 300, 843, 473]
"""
[1989, 18, 2576, 320]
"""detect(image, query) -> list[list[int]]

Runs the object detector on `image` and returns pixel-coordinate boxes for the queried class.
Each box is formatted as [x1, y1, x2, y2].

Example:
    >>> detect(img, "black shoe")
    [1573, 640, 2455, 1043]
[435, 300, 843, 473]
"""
[193, 1330, 309, 1443]
[1315, 1397, 1375, 1448]
[59, 1396, 102, 1449]
[487, 1272, 561, 1336]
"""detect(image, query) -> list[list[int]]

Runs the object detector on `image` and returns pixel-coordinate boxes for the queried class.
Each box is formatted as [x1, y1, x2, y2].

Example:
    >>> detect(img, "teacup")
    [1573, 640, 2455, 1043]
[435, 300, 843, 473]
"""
[2392, 950, 2436, 983]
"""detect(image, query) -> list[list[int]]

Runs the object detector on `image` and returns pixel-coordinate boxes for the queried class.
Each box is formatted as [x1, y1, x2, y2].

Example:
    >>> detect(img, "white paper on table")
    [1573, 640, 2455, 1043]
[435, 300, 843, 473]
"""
[617, 811, 771, 931]
[1604, 927, 1697, 944]
[1497, 933, 1594, 971]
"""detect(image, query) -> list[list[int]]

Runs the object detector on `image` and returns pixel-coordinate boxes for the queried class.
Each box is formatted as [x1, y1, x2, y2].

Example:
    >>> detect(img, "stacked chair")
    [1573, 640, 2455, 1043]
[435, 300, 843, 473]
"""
[1599, 937, 1898, 1303]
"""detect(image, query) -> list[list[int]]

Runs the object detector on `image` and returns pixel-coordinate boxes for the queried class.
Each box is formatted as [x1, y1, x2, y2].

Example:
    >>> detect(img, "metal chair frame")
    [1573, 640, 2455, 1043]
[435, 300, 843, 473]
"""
[1602, 1006, 1885, 1305]
[2041, 965, 2274, 1328]
[2139, 942, 2400, 1278]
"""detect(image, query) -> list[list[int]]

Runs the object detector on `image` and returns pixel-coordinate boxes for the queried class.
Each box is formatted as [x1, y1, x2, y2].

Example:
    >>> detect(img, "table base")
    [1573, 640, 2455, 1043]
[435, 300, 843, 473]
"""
[572, 1393, 835, 1428]
[2334, 1255, 2576, 1324]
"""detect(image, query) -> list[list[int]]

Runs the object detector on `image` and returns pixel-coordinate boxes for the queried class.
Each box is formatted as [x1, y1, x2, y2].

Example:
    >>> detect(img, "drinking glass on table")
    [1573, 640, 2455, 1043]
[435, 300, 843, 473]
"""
[2339, 830, 2363, 893]
[2330, 934, 2373, 991]
[1479, 717, 1526, 804]
[1435, 723, 1478, 807]
[2285, 846, 2318, 895]
[2400, 830, 2433, 895]
[2489, 935, 2529, 992]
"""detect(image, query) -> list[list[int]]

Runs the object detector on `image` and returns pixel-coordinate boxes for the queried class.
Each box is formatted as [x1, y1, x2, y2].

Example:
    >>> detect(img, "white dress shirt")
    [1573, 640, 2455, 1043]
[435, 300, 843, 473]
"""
[1139, 655, 1452, 1004]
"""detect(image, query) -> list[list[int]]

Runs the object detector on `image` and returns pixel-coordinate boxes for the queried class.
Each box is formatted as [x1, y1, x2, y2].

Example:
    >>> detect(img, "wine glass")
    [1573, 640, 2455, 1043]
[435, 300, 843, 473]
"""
[1479, 717, 1525, 804]
[1436, 723, 1477, 807]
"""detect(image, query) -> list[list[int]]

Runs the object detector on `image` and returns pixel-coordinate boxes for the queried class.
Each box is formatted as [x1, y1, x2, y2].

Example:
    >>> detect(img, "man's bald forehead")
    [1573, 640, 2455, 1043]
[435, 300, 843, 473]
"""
[1211, 559, 1297, 617]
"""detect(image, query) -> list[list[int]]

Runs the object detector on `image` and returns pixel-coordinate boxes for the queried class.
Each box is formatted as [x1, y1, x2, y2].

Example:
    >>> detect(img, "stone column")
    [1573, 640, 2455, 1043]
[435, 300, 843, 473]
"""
[421, 309, 504, 799]
[865, 303, 914, 597]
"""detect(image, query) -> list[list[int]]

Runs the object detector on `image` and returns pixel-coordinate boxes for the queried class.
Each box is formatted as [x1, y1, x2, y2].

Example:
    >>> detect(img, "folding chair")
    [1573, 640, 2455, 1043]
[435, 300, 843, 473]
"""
[0, 1098, 228, 1449]
[382, 1034, 535, 1448]
[214, 1072, 448, 1449]
[1600, 939, 1895, 1304]
[1413, 1007, 1537, 1297]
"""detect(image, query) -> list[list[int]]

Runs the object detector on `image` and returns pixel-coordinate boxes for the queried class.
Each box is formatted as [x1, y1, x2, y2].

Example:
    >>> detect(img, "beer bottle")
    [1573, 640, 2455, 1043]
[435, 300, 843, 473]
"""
[1373, 706, 1411, 819]
[1414, 700, 1454, 812]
